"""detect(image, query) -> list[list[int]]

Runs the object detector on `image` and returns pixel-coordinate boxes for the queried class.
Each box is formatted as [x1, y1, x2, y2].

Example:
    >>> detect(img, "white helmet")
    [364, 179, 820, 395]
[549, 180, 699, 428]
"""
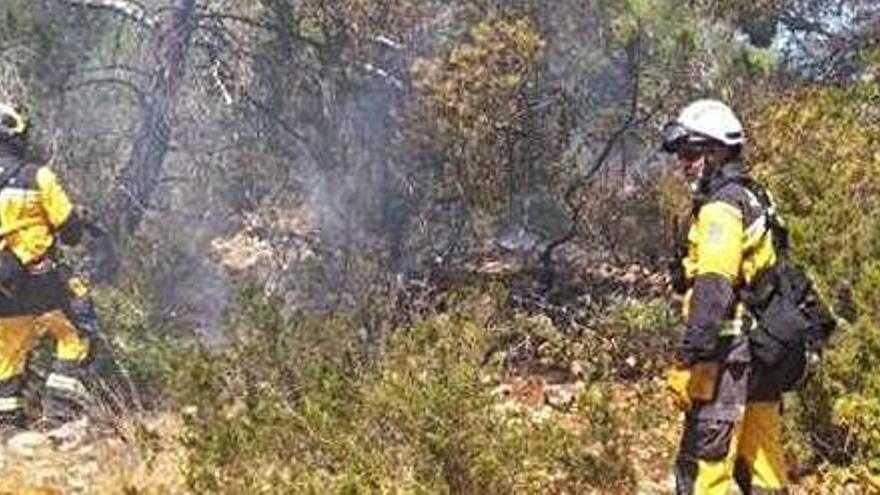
[0, 102, 27, 139]
[674, 99, 744, 147]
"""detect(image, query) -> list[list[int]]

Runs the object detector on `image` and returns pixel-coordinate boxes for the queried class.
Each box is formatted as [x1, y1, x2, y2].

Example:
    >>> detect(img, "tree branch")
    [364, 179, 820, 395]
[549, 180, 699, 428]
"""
[539, 26, 646, 290]
[196, 13, 279, 32]
[63, 77, 146, 103]
[372, 35, 404, 50]
[57, 0, 157, 29]
[360, 63, 404, 90]
[239, 92, 326, 172]
[78, 64, 150, 78]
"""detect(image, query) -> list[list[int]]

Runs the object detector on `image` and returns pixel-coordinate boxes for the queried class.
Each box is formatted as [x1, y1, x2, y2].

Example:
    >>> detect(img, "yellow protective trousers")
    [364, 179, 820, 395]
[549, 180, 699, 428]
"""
[0, 264, 95, 427]
[674, 347, 789, 495]
[675, 401, 789, 494]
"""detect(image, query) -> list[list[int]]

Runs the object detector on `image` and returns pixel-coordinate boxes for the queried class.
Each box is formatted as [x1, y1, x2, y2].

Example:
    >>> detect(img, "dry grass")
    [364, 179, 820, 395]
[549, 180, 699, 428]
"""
[0, 413, 188, 495]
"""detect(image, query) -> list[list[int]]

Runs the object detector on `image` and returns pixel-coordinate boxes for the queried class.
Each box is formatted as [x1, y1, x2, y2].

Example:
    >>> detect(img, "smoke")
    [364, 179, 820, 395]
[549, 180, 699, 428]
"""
[4, 0, 662, 345]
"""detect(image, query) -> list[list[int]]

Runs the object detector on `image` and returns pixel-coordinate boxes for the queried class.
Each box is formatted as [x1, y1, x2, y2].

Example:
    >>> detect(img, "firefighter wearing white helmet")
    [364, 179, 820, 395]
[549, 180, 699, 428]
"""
[0, 101, 100, 443]
[662, 99, 790, 494]
[667, 99, 745, 147]
[662, 99, 746, 193]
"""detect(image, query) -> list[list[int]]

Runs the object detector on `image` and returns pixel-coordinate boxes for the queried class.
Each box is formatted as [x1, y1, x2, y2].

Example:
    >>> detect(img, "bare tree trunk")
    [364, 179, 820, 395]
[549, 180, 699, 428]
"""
[109, 0, 196, 237]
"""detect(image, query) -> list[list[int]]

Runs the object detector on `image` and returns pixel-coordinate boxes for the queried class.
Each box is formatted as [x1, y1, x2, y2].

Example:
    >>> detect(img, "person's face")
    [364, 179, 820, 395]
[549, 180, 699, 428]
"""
[676, 144, 731, 184]
[677, 145, 707, 182]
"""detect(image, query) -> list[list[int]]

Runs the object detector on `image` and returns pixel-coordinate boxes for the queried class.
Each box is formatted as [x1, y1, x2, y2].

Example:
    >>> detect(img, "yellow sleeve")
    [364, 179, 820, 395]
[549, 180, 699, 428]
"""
[694, 201, 743, 282]
[36, 167, 74, 228]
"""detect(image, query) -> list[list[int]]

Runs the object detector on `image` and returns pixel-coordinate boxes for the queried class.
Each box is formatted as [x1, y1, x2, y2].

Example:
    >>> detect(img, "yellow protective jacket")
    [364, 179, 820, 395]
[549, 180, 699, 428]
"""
[678, 162, 779, 365]
[0, 156, 80, 265]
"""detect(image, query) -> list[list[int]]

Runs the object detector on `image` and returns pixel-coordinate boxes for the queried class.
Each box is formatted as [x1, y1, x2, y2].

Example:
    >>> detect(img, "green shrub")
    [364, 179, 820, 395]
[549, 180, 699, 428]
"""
[750, 80, 880, 481]
[170, 287, 635, 494]
[488, 295, 679, 383]
[588, 296, 679, 381]
[93, 287, 179, 386]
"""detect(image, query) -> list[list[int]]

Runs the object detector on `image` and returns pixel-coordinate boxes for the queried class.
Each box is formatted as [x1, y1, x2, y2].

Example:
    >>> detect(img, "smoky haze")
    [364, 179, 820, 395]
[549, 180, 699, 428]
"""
[1, 0, 873, 344]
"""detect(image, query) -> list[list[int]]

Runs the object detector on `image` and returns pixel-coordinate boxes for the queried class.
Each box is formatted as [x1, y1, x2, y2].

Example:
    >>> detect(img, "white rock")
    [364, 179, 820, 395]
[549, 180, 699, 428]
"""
[8, 430, 52, 458]
[544, 385, 576, 411]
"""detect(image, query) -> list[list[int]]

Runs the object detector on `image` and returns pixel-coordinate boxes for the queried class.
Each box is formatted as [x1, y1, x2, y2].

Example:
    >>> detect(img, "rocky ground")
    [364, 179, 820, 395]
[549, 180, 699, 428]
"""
[498, 375, 680, 494]
[0, 414, 186, 494]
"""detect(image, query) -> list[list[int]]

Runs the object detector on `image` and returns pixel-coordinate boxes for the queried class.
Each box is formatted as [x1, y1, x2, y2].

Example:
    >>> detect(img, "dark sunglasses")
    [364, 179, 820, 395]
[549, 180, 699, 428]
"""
[676, 145, 708, 161]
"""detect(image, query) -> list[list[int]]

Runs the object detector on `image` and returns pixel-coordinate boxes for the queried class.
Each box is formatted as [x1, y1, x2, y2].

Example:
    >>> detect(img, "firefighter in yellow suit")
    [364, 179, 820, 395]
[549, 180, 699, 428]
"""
[662, 100, 789, 494]
[0, 102, 97, 434]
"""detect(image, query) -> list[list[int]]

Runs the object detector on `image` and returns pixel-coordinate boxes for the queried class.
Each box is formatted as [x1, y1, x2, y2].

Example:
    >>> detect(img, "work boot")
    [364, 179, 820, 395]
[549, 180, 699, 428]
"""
[43, 360, 91, 426]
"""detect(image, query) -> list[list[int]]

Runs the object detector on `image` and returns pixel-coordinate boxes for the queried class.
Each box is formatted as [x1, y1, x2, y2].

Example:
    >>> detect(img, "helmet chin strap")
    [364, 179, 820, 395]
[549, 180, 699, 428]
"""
[685, 156, 707, 192]
[689, 172, 703, 193]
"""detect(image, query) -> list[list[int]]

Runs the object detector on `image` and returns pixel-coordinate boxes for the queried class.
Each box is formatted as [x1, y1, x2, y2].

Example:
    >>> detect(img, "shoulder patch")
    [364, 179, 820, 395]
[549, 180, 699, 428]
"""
[698, 201, 745, 247]
[706, 221, 727, 246]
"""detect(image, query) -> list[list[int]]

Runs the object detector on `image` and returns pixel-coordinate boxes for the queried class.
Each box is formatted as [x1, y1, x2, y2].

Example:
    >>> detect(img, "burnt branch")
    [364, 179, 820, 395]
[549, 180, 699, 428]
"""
[538, 28, 645, 289]
[57, 0, 158, 29]
[64, 77, 146, 103]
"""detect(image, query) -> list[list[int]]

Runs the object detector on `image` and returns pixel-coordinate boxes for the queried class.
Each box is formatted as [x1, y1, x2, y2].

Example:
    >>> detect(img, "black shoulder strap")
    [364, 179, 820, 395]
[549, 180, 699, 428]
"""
[700, 172, 791, 257]
[0, 159, 25, 192]
[726, 175, 791, 257]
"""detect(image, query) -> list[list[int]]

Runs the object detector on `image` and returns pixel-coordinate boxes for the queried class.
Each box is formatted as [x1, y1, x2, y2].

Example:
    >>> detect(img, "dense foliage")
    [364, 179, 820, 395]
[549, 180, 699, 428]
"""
[750, 81, 880, 485]
[168, 288, 638, 493]
[0, 0, 878, 492]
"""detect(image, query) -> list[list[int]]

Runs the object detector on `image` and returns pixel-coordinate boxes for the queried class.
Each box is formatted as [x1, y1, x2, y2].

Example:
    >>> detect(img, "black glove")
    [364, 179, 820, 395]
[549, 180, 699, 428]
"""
[0, 250, 23, 288]
[667, 257, 688, 294]
[57, 209, 86, 246]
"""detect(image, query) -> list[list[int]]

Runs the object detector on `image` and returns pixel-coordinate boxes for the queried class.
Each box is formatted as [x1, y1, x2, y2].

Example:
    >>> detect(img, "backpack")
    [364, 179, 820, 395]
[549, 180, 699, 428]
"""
[733, 178, 837, 392]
